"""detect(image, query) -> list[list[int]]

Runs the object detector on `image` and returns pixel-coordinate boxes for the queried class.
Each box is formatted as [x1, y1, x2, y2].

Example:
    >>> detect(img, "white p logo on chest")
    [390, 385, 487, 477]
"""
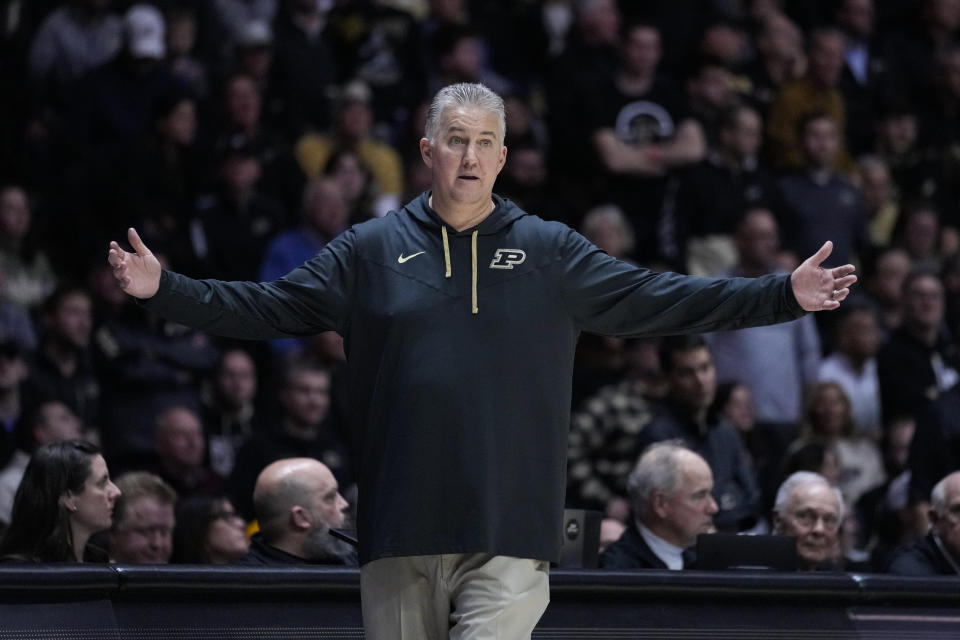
[489, 249, 526, 270]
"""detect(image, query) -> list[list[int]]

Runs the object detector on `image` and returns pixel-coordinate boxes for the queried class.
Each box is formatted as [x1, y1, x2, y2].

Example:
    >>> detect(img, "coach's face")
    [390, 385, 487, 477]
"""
[420, 105, 506, 214]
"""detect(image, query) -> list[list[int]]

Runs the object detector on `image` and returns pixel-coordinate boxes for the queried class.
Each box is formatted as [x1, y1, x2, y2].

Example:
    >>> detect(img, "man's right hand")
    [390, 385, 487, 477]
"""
[107, 228, 161, 299]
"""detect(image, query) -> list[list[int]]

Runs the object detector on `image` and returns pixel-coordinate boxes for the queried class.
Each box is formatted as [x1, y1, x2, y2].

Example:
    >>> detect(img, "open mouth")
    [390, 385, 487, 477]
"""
[458, 175, 480, 181]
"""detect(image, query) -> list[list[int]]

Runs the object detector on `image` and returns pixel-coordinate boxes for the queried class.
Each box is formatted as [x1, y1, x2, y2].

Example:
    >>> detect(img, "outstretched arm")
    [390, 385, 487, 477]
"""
[790, 241, 857, 311]
[107, 228, 162, 299]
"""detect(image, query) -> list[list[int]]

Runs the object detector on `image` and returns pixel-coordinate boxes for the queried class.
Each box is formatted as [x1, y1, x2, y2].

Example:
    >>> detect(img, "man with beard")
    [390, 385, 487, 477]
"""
[237, 457, 356, 565]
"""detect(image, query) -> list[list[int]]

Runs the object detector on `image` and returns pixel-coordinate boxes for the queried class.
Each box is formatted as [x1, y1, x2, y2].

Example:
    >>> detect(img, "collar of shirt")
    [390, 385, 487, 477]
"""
[932, 530, 960, 575]
[638, 521, 685, 570]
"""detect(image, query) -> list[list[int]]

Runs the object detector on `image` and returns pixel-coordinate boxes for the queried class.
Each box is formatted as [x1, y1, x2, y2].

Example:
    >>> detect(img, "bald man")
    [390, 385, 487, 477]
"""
[236, 457, 356, 566]
[889, 471, 960, 576]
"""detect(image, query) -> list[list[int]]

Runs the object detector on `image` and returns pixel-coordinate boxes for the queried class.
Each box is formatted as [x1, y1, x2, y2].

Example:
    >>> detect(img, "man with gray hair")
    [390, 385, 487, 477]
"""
[601, 442, 718, 569]
[110, 81, 856, 638]
[888, 471, 960, 575]
[236, 457, 355, 566]
[772, 471, 845, 570]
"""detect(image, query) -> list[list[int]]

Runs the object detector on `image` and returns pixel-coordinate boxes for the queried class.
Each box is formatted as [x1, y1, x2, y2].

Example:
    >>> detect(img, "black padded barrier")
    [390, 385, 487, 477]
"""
[1, 566, 960, 639]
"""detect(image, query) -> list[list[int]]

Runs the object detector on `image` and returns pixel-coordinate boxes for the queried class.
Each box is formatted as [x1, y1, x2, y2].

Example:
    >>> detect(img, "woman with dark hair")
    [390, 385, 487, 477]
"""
[171, 495, 248, 564]
[0, 440, 120, 562]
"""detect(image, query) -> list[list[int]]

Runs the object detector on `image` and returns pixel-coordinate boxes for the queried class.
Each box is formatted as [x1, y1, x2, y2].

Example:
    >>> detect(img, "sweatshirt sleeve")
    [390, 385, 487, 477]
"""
[558, 228, 805, 336]
[142, 229, 357, 338]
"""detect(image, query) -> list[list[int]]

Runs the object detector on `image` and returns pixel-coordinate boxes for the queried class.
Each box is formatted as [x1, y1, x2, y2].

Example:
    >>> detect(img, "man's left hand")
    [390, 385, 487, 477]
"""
[790, 241, 857, 311]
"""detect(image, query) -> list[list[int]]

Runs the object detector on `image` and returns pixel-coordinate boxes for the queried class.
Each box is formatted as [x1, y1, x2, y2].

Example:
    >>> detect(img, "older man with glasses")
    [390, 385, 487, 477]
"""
[772, 471, 844, 570]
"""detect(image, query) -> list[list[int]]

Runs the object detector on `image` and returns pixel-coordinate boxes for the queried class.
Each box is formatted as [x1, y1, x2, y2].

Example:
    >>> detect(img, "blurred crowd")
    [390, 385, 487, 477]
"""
[1, 0, 960, 574]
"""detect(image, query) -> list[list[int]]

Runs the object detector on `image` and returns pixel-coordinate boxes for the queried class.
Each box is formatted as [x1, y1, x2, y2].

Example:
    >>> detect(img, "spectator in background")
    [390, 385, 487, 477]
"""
[150, 406, 223, 501]
[118, 91, 204, 269]
[745, 10, 806, 119]
[878, 269, 959, 424]
[322, 0, 426, 140]
[259, 177, 349, 283]
[781, 439, 843, 490]
[767, 27, 852, 172]
[190, 131, 287, 281]
[495, 141, 551, 217]
[0, 184, 56, 310]
[428, 24, 511, 98]
[68, 4, 178, 164]
[268, 0, 338, 138]
[580, 204, 636, 262]
[889, 470, 960, 575]
[170, 494, 248, 564]
[27, 0, 122, 118]
[230, 20, 273, 97]
[259, 178, 349, 356]
[818, 305, 883, 438]
[230, 360, 352, 519]
[109, 471, 177, 564]
[295, 79, 404, 219]
[873, 102, 940, 207]
[0, 401, 83, 525]
[323, 147, 378, 223]
[800, 382, 885, 507]
[164, 5, 207, 100]
[546, 0, 622, 222]
[855, 155, 899, 247]
[213, 71, 304, 215]
[631, 336, 761, 532]
[857, 416, 921, 571]
[858, 246, 912, 334]
[199, 348, 262, 479]
[772, 471, 844, 571]
[22, 286, 100, 435]
[706, 209, 821, 460]
[882, 0, 960, 123]
[237, 457, 356, 566]
[894, 199, 946, 272]
[674, 104, 785, 276]
[567, 345, 655, 520]
[0, 440, 120, 562]
[832, 0, 886, 157]
[600, 442, 717, 570]
[587, 21, 706, 265]
[85, 258, 219, 467]
[778, 112, 871, 269]
[684, 56, 737, 147]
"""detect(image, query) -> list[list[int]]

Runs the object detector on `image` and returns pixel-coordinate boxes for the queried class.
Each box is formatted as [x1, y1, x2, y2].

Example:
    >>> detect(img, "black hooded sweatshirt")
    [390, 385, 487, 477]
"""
[144, 191, 805, 564]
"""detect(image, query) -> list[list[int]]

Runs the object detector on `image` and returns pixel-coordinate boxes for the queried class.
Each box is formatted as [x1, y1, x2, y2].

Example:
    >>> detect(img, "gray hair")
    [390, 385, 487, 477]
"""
[773, 471, 845, 522]
[423, 83, 505, 144]
[627, 440, 690, 521]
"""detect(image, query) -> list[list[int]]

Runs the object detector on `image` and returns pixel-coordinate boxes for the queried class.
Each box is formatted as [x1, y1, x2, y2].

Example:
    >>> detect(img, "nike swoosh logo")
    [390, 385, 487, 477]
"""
[397, 251, 425, 264]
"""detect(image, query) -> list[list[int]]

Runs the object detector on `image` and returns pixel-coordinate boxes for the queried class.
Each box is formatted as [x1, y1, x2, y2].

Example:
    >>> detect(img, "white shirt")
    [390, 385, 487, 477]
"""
[818, 353, 881, 438]
[638, 521, 685, 570]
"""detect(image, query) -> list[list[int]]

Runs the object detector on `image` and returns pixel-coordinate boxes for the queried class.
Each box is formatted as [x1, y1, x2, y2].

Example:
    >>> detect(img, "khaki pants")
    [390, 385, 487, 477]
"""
[360, 554, 550, 640]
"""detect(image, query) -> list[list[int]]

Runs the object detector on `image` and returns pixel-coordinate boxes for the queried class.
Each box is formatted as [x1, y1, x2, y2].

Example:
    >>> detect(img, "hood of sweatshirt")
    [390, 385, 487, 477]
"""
[400, 191, 529, 314]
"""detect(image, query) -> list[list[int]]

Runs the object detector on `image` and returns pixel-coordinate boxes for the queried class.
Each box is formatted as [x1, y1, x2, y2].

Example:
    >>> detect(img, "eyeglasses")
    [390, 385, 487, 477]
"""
[789, 508, 840, 531]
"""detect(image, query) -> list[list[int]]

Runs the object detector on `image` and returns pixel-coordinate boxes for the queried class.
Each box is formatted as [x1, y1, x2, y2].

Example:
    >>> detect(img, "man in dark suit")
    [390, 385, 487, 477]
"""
[889, 471, 960, 576]
[601, 441, 717, 569]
